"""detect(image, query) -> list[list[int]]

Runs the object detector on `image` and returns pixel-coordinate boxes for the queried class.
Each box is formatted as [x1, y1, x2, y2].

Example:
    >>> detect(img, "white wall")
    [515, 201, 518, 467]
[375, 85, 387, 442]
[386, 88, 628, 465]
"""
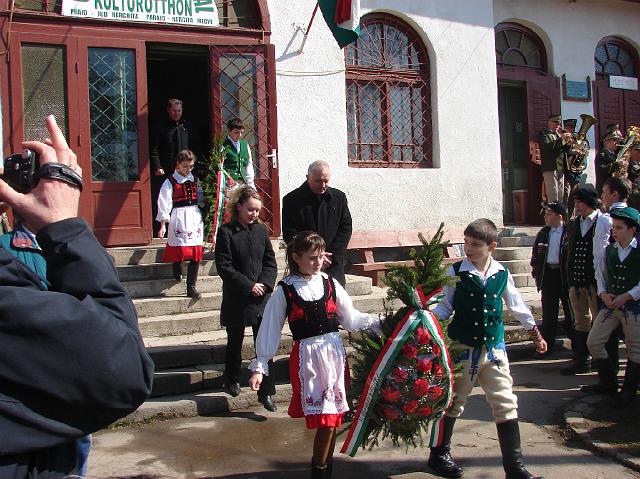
[493, 0, 640, 184]
[268, 0, 504, 232]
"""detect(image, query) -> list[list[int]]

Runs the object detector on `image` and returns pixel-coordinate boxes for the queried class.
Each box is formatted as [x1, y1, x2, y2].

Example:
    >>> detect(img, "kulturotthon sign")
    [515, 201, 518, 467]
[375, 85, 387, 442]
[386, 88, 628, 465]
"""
[62, 0, 219, 27]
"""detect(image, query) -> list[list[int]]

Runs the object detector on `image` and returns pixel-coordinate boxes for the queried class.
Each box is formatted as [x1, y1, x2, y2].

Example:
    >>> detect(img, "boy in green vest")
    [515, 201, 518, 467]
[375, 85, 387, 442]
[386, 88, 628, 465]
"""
[429, 218, 546, 479]
[584, 207, 640, 406]
[223, 118, 256, 189]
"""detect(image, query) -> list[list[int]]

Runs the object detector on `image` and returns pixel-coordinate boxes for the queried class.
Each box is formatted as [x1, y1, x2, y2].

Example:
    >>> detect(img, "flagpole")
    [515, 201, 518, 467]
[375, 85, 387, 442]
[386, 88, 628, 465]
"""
[298, 2, 319, 53]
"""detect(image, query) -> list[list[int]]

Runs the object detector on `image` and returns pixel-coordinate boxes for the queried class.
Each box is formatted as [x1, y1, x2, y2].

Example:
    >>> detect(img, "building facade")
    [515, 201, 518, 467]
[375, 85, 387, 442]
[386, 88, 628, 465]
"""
[1, 0, 639, 245]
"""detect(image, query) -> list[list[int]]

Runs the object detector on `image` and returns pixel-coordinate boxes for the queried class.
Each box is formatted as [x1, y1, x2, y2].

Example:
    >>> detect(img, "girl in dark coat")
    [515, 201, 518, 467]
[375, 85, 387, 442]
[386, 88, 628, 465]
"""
[215, 186, 278, 410]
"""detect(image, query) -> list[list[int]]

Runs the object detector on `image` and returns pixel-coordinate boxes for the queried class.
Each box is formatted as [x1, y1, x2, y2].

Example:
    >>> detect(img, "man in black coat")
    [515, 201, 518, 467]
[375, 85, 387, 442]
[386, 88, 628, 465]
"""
[282, 161, 353, 286]
[0, 116, 154, 478]
[150, 98, 202, 236]
[595, 131, 623, 194]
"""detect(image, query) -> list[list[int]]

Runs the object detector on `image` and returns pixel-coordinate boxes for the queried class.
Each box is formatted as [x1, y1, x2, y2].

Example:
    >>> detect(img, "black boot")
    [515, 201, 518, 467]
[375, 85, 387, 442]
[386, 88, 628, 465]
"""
[172, 262, 183, 282]
[612, 360, 640, 406]
[496, 419, 544, 479]
[581, 358, 618, 395]
[311, 463, 327, 479]
[186, 261, 201, 299]
[561, 331, 591, 375]
[428, 416, 463, 478]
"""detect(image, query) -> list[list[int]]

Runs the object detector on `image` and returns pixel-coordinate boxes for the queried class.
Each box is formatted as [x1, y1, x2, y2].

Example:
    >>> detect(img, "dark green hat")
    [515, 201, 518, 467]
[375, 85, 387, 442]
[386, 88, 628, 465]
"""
[610, 207, 640, 229]
[563, 118, 577, 128]
[548, 114, 562, 122]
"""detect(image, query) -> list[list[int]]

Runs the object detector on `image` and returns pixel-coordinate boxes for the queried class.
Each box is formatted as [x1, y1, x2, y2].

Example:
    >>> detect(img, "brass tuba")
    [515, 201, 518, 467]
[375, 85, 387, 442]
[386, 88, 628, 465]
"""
[566, 114, 598, 174]
[612, 126, 640, 177]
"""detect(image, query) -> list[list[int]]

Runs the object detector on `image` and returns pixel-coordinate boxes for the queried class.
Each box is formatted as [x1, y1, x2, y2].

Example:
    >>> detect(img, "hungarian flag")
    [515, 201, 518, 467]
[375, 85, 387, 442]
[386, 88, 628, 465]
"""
[318, 0, 361, 48]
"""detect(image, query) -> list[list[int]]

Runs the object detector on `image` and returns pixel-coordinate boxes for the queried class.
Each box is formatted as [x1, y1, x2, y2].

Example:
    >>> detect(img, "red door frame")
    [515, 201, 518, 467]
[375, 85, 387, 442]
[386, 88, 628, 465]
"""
[0, 9, 281, 244]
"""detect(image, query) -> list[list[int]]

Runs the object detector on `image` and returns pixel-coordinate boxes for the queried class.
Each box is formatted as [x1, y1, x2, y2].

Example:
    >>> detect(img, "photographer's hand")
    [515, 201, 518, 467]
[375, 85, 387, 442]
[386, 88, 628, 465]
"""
[0, 115, 81, 232]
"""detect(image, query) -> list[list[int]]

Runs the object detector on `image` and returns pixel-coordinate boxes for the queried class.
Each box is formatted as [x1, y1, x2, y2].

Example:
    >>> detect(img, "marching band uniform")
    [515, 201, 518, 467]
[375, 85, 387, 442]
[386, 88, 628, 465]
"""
[157, 171, 204, 297]
[223, 137, 255, 188]
[538, 115, 570, 205]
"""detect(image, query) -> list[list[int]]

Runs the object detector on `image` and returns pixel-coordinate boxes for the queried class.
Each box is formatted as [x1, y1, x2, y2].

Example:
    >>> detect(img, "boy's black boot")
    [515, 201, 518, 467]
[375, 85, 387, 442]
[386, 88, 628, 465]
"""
[427, 416, 464, 478]
[496, 419, 544, 479]
[580, 358, 618, 395]
[186, 261, 202, 299]
[172, 262, 183, 282]
[560, 331, 591, 375]
[612, 360, 640, 406]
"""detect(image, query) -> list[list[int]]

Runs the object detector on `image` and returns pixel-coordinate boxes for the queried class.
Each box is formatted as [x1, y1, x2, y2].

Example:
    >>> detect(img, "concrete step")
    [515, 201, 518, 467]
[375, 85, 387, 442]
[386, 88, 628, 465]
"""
[118, 260, 218, 282]
[500, 259, 532, 274]
[511, 273, 536, 288]
[492, 247, 533, 261]
[500, 226, 542, 237]
[499, 236, 535, 247]
[138, 286, 390, 336]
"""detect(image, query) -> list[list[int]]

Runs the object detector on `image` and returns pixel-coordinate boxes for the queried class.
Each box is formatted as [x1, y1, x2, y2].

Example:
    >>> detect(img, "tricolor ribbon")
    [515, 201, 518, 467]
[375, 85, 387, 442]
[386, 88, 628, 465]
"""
[210, 168, 234, 249]
[341, 286, 454, 456]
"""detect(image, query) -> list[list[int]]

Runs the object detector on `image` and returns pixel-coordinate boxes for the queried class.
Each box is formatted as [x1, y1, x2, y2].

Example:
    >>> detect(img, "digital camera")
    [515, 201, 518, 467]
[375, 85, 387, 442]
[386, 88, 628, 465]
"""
[3, 149, 39, 193]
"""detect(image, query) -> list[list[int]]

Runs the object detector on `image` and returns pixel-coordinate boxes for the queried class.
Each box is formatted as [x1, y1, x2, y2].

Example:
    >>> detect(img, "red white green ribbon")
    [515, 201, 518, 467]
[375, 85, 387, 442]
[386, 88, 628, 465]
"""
[210, 170, 234, 249]
[340, 286, 454, 456]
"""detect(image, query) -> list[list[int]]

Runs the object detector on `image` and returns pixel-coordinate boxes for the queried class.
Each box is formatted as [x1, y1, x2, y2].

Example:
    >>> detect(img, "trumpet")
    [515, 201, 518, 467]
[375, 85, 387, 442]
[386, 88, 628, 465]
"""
[613, 126, 640, 177]
[566, 114, 598, 174]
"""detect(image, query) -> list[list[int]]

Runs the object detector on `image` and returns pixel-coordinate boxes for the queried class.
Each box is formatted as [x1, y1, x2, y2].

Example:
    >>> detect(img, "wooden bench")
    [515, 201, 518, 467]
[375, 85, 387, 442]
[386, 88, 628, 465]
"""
[347, 229, 466, 286]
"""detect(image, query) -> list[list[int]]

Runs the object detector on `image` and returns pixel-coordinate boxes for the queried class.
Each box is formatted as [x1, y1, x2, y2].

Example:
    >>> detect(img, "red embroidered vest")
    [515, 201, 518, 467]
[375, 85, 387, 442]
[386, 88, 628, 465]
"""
[280, 276, 339, 341]
[168, 175, 198, 208]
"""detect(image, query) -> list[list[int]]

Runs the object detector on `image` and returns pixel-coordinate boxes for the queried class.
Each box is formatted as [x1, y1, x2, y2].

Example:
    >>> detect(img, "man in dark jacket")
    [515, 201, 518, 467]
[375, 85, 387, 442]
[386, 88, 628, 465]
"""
[537, 114, 572, 205]
[0, 116, 153, 478]
[282, 161, 352, 286]
[150, 98, 202, 236]
[530, 202, 572, 357]
[595, 131, 624, 194]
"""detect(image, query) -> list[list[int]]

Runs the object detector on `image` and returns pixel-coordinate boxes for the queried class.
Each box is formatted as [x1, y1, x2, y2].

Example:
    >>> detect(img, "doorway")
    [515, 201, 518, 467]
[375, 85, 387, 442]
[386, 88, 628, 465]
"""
[498, 82, 529, 224]
[146, 43, 210, 236]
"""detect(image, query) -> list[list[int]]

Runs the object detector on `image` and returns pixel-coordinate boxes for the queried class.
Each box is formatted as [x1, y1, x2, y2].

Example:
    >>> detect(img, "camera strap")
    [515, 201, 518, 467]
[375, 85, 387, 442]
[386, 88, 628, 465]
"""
[36, 163, 84, 192]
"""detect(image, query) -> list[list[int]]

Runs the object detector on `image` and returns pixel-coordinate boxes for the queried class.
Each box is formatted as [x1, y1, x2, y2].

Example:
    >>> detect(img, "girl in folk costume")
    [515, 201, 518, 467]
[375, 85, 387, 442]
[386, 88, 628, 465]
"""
[215, 186, 278, 410]
[157, 149, 204, 299]
[249, 232, 382, 479]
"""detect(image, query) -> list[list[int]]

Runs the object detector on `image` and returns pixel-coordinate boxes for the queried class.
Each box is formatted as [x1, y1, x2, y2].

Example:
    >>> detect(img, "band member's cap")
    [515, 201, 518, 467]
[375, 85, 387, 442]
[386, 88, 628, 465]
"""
[610, 207, 640, 229]
[605, 123, 620, 132]
[541, 202, 567, 217]
[548, 114, 562, 122]
[570, 184, 600, 210]
[603, 130, 623, 142]
[563, 119, 577, 128]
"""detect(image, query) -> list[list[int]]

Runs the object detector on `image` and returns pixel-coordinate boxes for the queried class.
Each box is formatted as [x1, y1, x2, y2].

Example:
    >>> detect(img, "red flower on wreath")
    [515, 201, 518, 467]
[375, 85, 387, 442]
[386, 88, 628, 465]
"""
[428, 386, 444, 400]
[403, 400, 419, 414]
[433, 363, 446, 378]
[391, 367, 409, 383]
[431, 343, 442, 357]
[416, 356, 433, 373]
[416, 327, 432, 344]
[383, 406, 401, 420]
[402, 343, 418, 359]
[417, 406, 433, 417]
[413, 378, 430, 397]
[381, 387, 401, 403]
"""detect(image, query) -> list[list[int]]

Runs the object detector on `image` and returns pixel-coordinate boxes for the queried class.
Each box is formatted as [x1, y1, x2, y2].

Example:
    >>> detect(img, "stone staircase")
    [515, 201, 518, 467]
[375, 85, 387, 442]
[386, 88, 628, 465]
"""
[109, 227, 543, 426]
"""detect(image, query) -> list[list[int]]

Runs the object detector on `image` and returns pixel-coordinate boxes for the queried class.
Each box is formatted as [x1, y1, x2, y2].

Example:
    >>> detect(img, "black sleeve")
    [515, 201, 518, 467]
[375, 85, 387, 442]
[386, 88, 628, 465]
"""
[150, 123, 161, 171]
[258, 226, 278, 292]
[327, 193, 353, 259]
[0, 218, 153, 455]
[214, 227, 254, 297]
[281, 192, 298, 244]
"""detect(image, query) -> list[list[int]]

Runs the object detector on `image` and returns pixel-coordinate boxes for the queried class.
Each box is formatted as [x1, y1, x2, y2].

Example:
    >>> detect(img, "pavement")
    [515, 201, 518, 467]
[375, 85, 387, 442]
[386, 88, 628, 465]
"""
[87, 344, 640, 479]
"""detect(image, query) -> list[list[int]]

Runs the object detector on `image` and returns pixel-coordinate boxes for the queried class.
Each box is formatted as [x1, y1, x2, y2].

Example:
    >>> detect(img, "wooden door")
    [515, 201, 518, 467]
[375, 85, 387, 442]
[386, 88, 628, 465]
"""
[77, 37, 152, 245]
[594, 80, 624, 140]
[624, 89, 640, 128]
[525, 75, 561, 223]
[209, 44, 280, 236]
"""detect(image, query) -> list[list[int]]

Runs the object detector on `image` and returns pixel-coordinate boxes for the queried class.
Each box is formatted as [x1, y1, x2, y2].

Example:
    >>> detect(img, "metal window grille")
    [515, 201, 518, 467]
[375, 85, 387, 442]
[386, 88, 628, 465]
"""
[495, 24, 546, 72]
[595, 39, 638, 81]
[345, 14, 432, 168]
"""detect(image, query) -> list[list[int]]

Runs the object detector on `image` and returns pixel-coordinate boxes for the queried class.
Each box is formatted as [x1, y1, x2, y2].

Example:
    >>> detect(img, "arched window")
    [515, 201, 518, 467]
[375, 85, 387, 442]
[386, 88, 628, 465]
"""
[595, 37, 638, 80]
[495, 23, 547, 72]
[345, 14, 432, 168]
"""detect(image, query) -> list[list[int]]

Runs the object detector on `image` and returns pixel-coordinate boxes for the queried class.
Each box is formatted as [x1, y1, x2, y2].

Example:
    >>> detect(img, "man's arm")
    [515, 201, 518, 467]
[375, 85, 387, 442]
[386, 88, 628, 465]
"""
[281, 192, 298, 244]
[327, 192, 352, 258]
[150, 122, 162, 172]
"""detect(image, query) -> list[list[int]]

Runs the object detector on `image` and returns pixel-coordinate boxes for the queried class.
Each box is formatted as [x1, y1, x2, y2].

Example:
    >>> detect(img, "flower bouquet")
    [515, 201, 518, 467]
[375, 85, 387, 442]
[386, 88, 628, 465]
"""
[341, 224, 459, 455]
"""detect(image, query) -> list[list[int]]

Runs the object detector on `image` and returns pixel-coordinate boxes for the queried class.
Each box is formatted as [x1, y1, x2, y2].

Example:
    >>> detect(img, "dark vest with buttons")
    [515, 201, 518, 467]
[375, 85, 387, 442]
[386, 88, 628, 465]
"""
[279, 276, 339, 341]
[223, 139, 250, 182]
[447, 261, 509, 350]
[605, 243, 640, 296]
[567, 217, 596, 287]
[168, 175, 198, 208]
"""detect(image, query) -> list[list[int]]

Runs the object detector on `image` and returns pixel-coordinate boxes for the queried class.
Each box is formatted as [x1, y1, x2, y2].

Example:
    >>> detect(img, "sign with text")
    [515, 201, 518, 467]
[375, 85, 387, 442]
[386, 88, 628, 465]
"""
[62, 0, 219, 27]
[562, 75, 591, 102]
[609, 75, 638, 91]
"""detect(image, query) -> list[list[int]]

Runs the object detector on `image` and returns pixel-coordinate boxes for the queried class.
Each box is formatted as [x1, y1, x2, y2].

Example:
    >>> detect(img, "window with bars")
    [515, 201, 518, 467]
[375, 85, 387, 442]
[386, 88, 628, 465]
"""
[495, 23, 546, 72]
[595, 38, 638, 80]
[345, 14, 432, 168]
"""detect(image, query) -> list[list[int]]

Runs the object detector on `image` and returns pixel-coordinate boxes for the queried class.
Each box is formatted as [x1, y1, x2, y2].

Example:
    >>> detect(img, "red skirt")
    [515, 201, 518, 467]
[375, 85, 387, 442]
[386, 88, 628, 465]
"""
[287, 341, 350, 429]
[162, 245, 203, 262]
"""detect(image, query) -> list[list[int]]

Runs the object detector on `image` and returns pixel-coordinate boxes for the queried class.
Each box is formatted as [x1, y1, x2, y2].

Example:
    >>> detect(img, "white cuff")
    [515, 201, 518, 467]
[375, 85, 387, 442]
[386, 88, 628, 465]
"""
[249, 357, 269, 375]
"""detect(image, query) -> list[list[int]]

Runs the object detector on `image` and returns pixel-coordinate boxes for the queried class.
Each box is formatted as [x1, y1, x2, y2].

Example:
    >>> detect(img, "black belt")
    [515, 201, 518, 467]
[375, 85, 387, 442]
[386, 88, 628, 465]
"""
[545, 263, 560, 270]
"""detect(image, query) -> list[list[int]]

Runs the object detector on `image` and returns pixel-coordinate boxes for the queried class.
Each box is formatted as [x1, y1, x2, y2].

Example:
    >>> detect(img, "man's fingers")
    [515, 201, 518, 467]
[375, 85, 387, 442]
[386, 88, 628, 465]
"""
[0, 178, 26, 212]
[45, 115, 78, 169]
